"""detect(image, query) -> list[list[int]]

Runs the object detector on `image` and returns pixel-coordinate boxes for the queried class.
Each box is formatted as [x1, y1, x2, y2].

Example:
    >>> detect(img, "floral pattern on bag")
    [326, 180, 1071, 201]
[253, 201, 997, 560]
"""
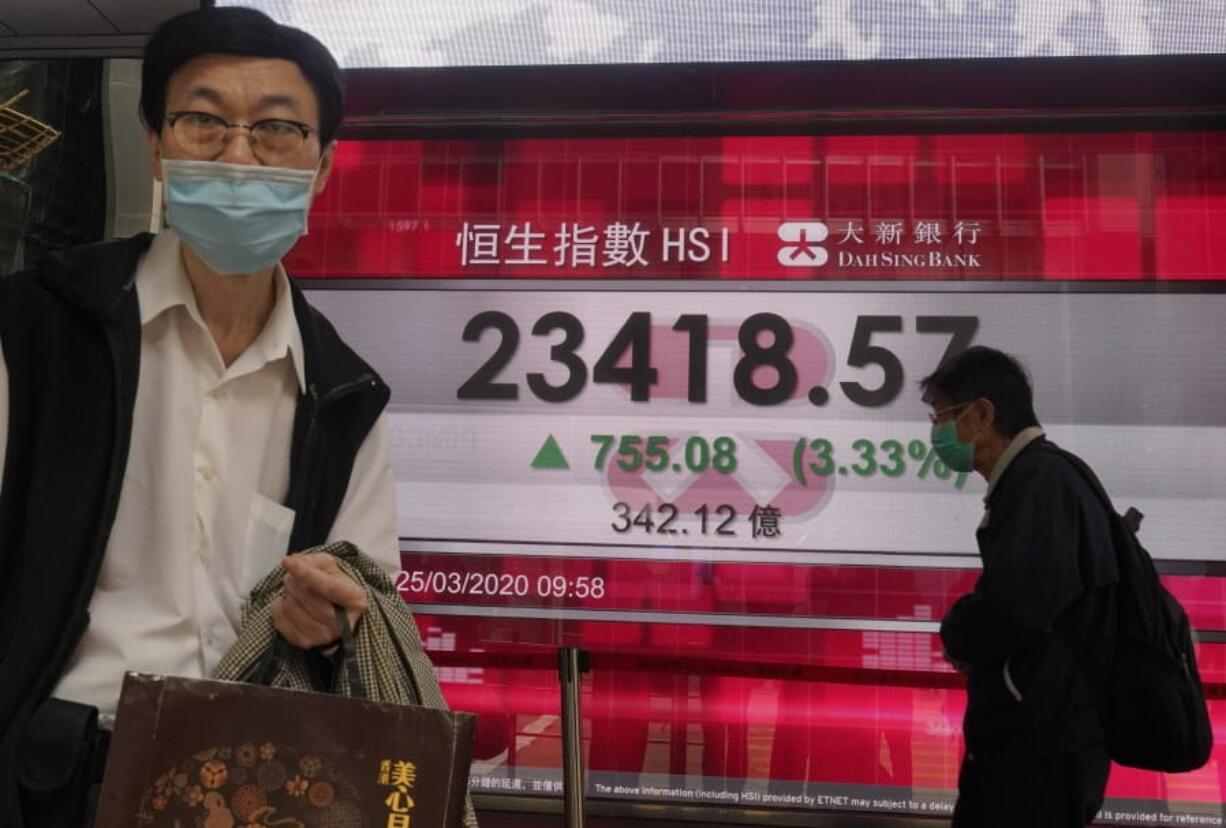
[137, 742, 361, 827]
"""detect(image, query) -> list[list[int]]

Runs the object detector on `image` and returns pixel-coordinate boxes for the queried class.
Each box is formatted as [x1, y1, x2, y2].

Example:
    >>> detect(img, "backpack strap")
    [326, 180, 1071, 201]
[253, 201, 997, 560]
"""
[1032, 441, 1138, 530]
[1037, 444, 1146, 535]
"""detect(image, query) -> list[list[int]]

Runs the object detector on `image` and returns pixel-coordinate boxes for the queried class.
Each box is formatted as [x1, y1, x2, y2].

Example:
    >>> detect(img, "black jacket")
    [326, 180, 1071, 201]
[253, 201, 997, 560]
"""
[0, 234, 390, 823]
[941, 436, 1119, 767]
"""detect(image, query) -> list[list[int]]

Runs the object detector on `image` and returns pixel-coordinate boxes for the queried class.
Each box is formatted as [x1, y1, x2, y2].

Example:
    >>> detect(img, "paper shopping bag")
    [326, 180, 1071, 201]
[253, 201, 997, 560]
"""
[95, 672, 474, 827]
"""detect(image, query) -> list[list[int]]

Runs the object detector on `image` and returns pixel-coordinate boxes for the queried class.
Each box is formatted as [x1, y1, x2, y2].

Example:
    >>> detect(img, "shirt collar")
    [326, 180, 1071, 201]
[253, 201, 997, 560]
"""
[984, 425, 1046, 503]
[135, 230, 306, 393]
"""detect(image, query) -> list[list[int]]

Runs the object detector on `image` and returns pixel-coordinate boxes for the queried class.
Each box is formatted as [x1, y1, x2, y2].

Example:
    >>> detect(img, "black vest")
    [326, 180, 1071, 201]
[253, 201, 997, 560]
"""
[0, 234, 390, 822]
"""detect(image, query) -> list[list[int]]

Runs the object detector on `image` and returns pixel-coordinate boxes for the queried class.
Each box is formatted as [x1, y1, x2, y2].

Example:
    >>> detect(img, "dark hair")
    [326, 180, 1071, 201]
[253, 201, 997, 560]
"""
[140, 7, 343, 145]
[919, 346, 1040, 438]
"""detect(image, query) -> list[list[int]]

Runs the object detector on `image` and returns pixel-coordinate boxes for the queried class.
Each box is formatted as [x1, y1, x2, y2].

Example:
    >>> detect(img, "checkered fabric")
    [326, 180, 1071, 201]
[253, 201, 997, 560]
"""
[213, 540, 478, 827]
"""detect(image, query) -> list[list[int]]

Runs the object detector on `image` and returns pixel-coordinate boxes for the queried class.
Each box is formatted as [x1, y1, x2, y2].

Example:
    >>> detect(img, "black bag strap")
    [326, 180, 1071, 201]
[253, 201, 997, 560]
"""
[247, 633, 282, 686]
[247, 606, 367, 701]
[1033, 441, 1143, 533]
[334, 604, 367, 701]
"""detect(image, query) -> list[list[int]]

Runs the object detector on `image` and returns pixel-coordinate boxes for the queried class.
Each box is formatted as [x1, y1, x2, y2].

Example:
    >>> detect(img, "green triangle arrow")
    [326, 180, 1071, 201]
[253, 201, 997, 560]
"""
[531, 435, 570, 470]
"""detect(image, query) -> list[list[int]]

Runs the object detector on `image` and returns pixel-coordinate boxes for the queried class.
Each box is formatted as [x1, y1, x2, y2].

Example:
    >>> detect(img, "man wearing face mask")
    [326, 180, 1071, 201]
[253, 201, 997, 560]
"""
[0, 8, 427, 825]
[920, 346, 1119, 827]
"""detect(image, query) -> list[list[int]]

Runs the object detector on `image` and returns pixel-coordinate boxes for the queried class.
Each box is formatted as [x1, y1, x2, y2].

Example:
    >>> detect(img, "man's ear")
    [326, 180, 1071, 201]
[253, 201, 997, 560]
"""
[973, 397, 997, 432]
[313, 140, 336, 196]
[147, 130, 164, 183]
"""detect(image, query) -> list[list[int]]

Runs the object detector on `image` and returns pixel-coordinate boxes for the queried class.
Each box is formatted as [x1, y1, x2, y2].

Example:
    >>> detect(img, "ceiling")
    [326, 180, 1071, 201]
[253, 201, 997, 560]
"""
[0, 0, 199, 58]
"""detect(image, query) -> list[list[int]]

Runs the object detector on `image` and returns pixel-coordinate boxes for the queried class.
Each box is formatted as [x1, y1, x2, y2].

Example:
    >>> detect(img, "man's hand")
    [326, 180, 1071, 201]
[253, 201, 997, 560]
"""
[271, 553, 368, 649]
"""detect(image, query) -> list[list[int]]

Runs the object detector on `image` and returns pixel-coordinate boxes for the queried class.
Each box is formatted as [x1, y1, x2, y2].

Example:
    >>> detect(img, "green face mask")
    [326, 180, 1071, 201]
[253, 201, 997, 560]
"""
[930, 418, 975, 473]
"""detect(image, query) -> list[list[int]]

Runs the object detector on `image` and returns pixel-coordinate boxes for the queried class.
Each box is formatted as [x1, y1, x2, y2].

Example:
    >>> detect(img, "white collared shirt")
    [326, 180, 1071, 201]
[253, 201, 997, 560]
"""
[0, 231, 399, 715]
[984, 425, 1047, 503]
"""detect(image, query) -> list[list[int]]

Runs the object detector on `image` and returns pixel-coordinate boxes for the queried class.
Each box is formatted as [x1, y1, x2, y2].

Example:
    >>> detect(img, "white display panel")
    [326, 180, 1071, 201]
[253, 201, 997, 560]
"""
[221, 0, 1226, 67]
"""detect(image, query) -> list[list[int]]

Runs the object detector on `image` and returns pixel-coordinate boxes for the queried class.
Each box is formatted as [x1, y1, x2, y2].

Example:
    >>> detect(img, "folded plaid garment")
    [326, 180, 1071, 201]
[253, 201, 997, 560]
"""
[213, 540, 479, 827]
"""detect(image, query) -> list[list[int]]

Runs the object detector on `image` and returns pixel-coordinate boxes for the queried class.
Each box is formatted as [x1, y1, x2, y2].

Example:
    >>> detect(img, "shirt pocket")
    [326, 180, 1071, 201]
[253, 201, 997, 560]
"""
[239, 493, 296, 597]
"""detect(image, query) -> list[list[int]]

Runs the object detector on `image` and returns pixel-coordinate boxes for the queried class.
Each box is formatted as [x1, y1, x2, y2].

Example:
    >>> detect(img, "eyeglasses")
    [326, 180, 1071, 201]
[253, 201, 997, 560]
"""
[927, 401, 973, 425]
[165, 111, 315, 164]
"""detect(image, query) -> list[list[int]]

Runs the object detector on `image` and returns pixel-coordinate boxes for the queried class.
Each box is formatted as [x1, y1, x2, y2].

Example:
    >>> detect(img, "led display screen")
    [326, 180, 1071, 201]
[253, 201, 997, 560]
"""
[220, 0, 1226, 67]
[294, 131, 1226, 824]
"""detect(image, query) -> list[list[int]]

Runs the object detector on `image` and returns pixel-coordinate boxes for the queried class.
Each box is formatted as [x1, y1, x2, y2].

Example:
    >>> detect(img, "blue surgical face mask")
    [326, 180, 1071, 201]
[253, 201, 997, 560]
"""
[161, 158, 317, 275]
[930, 406, 976, 473]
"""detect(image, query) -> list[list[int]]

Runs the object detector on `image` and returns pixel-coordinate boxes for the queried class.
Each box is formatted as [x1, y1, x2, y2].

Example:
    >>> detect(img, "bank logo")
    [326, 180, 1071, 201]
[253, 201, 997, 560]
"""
[777, 221, 828, 267]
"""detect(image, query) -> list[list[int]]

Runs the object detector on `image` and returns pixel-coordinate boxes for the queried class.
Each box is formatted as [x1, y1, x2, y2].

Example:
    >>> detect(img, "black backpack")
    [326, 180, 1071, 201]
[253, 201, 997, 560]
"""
[1044, 444, 1213, 772]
